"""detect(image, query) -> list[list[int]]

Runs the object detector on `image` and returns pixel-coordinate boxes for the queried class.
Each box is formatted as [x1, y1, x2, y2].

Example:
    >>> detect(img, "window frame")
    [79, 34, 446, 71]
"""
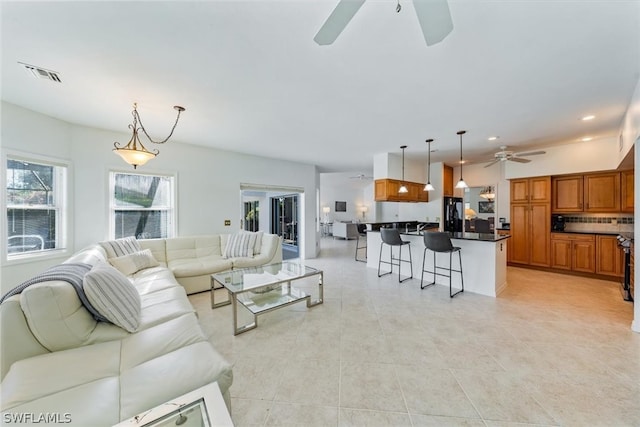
[108, 169, 177, 240]
[3, 150, 71, 264]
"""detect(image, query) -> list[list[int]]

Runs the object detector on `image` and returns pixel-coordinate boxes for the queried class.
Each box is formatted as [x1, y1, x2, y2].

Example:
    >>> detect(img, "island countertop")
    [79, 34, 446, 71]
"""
[387, 230, 511, 242]
[366, 230, 509, 297]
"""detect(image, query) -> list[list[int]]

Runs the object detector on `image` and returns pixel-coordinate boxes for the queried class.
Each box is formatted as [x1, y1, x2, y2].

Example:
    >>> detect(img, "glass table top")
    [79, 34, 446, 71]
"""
[212, 260, 319, 294]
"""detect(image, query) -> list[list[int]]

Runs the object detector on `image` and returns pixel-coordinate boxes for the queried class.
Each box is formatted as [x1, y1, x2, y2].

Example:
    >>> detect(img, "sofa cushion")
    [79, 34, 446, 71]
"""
[109, 249, 160, 276]
[99, 236, 141, 259]
[64, 244, 108, 266]
[20, 281, 98, 352]
[168, 256, 233, 278]
[223, 232, 257, 258]
[84, 262, 142, 333]
[119, 341, 233, 420]
[132, 266, 181, 295]
[166, 236, 222, 261]
[1, 340, 121, 411]
[138, 238, 167, 264]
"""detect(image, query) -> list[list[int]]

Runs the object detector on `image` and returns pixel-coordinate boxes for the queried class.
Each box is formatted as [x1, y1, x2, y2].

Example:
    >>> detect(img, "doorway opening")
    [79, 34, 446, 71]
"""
[240, 184, 304, 260]
[271, 194, 299, 259]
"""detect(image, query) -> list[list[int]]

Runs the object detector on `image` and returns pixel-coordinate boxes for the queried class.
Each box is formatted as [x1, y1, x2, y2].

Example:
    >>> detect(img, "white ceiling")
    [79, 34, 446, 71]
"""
[2, 1, 639, 174]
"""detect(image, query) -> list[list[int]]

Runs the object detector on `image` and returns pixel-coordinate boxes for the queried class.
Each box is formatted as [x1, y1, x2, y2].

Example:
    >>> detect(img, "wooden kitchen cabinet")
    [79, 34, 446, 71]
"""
[584, 172, 620, 212]
[443, 165, 454, 197]
[552, 171, 624, 213]
[552, 175, 583, 212]
[510, 176, 551, 267]
[374, 179, 428, 202]
[550, 233, 595, 273]
[596, 235, 624, 277]
[621, 170, 634, 213]
[511, 176, 550, 204]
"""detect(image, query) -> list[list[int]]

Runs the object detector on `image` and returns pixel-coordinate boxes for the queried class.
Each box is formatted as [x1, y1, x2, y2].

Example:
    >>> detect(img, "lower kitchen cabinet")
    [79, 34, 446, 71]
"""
[596, 235, 624, 277]
[550, 233, 595, 273]
[497, 229, 511, 263]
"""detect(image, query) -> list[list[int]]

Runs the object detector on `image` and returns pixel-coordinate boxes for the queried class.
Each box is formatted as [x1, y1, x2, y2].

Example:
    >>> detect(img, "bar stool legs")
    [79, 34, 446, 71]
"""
[421, 232, 464, 297]
[355, 233, 367, 262]
[377, 241, 413, 283]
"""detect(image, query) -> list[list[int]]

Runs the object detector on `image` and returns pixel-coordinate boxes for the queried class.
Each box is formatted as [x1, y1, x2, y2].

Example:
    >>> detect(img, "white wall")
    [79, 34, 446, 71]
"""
[1, 102, 320, 291]
[320, 186, 363, 223]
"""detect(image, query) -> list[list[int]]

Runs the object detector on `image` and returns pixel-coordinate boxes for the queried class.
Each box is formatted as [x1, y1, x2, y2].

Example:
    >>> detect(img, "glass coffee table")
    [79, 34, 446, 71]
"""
[211, 260, 323, 335]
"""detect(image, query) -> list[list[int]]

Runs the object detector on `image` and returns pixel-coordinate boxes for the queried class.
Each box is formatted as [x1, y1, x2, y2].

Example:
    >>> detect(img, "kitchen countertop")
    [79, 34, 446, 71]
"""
[551, 230, 631, 236]
[371, 230, 511, 242]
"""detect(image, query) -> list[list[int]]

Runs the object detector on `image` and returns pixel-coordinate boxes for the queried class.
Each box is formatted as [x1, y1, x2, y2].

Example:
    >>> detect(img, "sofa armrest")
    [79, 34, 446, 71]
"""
[1, 296, 49, 380]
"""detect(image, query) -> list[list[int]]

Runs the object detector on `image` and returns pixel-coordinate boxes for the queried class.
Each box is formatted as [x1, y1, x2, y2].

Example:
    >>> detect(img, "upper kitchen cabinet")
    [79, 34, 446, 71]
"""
[552, 171, 627, 213]
[443, 165, 454, 197]
[584, 172, 620, 212]
[552, 175, 583, 212]
[374, 179, 428, 202]
[511, 177, 551, 204]
[621, 170, 634, 213]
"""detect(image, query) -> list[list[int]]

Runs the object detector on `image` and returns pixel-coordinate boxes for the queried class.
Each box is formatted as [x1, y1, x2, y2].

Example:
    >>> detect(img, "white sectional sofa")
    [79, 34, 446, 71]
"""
[140, 233, 283, 294]
[0, 232, 282, 426]
[332, 222, 360, 240]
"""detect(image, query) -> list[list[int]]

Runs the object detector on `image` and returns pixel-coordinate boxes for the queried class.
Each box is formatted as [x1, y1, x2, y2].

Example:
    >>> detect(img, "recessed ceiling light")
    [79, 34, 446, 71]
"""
[581, 137, 593, 142]
[581, 115, 595, 121]
[488, 136, 499, 141]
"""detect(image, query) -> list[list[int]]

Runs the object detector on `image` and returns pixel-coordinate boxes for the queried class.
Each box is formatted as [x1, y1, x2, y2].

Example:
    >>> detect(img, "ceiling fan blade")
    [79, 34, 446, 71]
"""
[412, 0, 454, 46]
[484, 159, 501, 168]
[515, 150, 546, 157]
[314, 0, 366, 45]
[510, 157, 531, 163]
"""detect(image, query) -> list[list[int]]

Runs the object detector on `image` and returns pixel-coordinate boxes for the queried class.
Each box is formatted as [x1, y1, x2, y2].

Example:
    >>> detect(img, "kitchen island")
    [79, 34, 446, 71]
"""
[367, 230, 510, 297]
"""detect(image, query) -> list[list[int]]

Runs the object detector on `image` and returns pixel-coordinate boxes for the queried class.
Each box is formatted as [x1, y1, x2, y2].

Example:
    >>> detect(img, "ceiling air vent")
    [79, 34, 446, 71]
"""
[19, 62, 62, 83]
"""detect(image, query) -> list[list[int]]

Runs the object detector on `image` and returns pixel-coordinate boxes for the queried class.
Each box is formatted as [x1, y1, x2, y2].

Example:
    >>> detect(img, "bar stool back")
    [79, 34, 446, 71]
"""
[378, 228, 413, 282]
[421, 232, 464, 297]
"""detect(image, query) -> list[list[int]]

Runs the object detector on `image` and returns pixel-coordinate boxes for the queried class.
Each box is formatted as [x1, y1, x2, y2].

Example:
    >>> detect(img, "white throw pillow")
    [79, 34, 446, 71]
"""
[223, 232, 257, 258]
[99, 236, 142, 259]
[83, 262, 141, 333]
[109, 249, 160, 276]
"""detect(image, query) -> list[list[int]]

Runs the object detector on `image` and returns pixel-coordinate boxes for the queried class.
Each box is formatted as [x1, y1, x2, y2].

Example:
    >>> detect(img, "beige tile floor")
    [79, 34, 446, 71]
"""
[190, 237, 640, 427]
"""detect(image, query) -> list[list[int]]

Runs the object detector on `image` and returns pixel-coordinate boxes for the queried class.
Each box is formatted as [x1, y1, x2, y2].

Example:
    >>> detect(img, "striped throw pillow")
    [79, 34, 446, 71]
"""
[99, 236, 142, 259]
[83, 262, 141, 333]
[223, 232, 257, 258]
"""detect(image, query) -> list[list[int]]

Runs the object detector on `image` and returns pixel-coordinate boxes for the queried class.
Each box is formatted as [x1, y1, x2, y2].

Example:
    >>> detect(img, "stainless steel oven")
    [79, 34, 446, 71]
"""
[616, 234, 634, 302]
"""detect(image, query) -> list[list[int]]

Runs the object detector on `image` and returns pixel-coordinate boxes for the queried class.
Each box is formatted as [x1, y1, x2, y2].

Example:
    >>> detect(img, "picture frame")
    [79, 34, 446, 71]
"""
[478, 201, 495, 214]
[335, 201, 347, 212]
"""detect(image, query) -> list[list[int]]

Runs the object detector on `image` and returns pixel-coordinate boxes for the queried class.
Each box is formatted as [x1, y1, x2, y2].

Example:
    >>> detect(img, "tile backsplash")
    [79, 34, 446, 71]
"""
[561, 214, 634, 234]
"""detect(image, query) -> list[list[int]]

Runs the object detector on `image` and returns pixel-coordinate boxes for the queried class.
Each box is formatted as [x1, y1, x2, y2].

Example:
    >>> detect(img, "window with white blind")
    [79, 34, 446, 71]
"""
[6, 156, 68, 259]
[109, 171, 176, 240]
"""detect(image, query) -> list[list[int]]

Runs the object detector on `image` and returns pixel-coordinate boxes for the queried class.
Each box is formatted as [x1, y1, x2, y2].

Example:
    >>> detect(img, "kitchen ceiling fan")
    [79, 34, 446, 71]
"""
[349, 173, 373, 180]
[484, 146, 546, 168]
[314, 0, 453, 46]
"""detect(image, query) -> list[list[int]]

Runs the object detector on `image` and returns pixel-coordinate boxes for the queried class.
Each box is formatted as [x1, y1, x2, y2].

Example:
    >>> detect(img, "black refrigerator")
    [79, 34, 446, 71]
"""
[443, 196, 463, 233]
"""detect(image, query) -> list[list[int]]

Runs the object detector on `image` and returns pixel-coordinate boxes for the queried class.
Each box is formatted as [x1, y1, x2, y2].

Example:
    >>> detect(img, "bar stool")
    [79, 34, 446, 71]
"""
[421, 231, 464, 297]
[378, 228, 413, 282]
[355, 223, 367, 262]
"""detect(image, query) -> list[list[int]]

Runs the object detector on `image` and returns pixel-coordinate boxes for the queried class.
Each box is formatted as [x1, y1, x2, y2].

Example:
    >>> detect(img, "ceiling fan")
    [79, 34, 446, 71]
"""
[314, 0, 453, 46]
[349, 173, 373, 180]
[484, 146, 546, 168]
